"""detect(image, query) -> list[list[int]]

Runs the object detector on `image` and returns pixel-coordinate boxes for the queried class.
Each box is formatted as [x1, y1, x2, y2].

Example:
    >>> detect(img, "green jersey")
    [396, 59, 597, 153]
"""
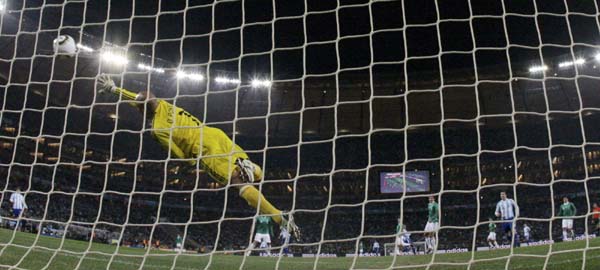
[489, 223, 496, 233]
[255, 216, 274, 235]
[176, 235, 182, 245]
[558, 202, 577, 217]
[396, 224, 403, 234]
[428, 202, 439, 223]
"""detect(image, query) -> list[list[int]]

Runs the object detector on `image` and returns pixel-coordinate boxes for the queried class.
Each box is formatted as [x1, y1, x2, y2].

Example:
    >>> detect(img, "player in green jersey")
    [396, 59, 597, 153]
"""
[557, 197, 577, 241]
[247, 215, 275, 256]
[424, 196, 439, 254]
[175, 234, 183, 251]
[487, 217, 499, 248]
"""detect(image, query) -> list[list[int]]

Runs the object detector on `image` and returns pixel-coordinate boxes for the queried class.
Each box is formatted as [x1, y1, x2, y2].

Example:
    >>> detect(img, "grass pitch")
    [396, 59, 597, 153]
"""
[1, 228, 599, 270]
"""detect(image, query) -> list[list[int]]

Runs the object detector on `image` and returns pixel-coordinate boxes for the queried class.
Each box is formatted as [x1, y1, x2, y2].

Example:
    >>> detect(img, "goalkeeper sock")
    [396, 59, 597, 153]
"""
[113, 87, 139, 101]
[239, 185, 283, 224]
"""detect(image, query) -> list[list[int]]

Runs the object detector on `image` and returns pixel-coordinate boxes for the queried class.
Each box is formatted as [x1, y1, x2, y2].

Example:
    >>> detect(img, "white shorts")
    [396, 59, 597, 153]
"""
[487, 232, 496, 241]
[176, 243, 182, 248]
[254, 233, 271, 244]
[424, 222, 439, 232]
[562, 219, 573, 229]
[395, 236, 403, 246]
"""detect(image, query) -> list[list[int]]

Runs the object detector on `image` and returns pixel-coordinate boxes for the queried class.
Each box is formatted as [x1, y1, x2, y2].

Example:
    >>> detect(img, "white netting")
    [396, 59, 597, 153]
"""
[1, 0, 600, 269]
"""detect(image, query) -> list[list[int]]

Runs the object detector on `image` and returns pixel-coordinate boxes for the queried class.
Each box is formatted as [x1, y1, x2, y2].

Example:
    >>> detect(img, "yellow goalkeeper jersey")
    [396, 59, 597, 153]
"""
[151, 100, 250, 184]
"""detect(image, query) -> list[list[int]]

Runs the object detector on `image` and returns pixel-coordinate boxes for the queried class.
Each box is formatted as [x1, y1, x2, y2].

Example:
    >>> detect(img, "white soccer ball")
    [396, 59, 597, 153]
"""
[53, 35, 77, 56]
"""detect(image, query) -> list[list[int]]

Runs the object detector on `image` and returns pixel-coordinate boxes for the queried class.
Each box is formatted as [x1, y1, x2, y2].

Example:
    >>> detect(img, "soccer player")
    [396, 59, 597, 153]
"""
[279, 226, 291, 256]
[487, 217, 499, 248]
[400, 230, 415, 255]
[359, 241, 364, 255]
[523, 223, 531, 243]
[96, 75, 300, 238]
[372, 240, 380, 256]
[495, 191, 518, 242]
[424, 196, 439, 254]
[557, 197, 577, 241]
[175, 234, 182, 251]
[247, 215, 274, 256]
[394, 219, 405, 255]
[9, 188, 27, 231]
[592, 202, 600, 235]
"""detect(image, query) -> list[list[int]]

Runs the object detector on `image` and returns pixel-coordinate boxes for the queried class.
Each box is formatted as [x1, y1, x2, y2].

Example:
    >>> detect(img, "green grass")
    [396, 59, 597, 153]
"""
[0, 228, 599, 270]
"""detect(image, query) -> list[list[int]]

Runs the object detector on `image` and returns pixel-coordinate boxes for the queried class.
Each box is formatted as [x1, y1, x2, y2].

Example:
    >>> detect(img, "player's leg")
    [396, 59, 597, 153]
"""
[266, 235, 272, 255]
[230, 168, 300, 239]
[562, 219, 568, 240]
[246, 233, 261, 256]
[568, 220, 575, 239]
[431, 223, 438, 251]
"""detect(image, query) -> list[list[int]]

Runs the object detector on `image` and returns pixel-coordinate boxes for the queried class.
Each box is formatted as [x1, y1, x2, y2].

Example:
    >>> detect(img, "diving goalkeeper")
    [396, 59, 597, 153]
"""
[96, 74, 300, 238]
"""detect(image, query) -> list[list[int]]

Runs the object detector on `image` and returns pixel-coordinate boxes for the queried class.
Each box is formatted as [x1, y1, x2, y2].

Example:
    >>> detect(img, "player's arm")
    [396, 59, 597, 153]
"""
[572, 203, 577, 216]
[512, 199, 520, 217]
[557, 206, 564, 217]
[495, 202, 501, 217]
[97, 75, 139, 100]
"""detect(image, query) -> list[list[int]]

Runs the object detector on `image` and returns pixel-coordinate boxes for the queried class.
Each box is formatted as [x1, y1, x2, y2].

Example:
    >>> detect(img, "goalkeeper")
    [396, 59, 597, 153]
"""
[96, 75, 299, 238]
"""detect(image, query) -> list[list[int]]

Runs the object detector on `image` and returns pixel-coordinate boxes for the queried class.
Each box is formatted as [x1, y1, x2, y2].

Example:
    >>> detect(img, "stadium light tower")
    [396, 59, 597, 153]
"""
[595, 53, 600, 61]
[528, 65, 548, 73]
[215, 77, 241, 85]
[251, 79, 272, 88]
[176, 70, 204, 81]
[558, 58, 585, 69]
[101, 51, 129, 66]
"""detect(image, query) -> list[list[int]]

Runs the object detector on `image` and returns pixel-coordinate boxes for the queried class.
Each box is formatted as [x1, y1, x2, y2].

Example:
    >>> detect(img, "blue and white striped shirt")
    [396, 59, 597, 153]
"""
[495, 199, 517, 219]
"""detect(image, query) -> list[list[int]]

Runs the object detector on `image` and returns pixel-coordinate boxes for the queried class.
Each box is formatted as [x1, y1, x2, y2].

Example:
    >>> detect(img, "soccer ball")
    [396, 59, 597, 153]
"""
[53, 35, 77, 56]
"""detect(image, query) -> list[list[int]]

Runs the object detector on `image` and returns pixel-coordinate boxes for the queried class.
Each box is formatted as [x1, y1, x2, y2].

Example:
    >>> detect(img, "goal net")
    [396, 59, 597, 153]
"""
[1, 0, 600, 269]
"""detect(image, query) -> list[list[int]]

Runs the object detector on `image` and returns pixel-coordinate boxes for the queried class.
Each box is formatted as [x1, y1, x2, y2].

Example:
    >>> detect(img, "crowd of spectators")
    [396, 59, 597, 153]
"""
[1, 95, 600, 255]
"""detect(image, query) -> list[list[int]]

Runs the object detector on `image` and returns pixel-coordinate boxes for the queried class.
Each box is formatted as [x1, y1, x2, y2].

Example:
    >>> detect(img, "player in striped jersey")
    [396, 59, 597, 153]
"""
[495, 191, 519, 242]
[557, 197, 577, 241]
[9, 188, 27, 231]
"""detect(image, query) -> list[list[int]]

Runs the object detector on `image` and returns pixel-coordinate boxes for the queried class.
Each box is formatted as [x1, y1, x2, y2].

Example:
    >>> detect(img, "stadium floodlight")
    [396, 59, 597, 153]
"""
[176, 70, 204, 81]
[558, 58, 585, 68]
[100, 51, 129, 66]
[138, 63, 165, 73]
[595, 53, 600, 61]
[176, 70, 187, 79]
[251, 79, 272, 88]
[215, 77, 241, 84]
[0, 0, 5, 12]
[528, 65, 548, 73]
[76, 43, 94, 52]
[187, 73, 204, 81]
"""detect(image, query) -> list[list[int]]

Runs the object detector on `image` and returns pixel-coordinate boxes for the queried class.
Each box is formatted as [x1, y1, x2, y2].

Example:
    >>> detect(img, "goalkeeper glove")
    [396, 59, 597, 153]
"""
[96, 74, 117, 94]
